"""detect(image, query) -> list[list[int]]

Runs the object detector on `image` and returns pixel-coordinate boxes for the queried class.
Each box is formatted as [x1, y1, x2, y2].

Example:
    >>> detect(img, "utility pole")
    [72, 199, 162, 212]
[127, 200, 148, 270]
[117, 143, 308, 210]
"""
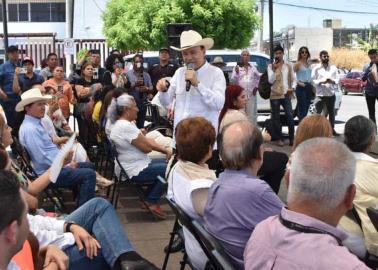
[269, 0, 274, 60]
[259, 0, 264, 52]
[2, 0, 8, 60]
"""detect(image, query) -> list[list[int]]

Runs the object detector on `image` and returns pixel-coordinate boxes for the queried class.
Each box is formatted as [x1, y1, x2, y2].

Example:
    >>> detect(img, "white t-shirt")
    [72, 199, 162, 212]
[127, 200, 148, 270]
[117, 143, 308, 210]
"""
[167, 164, 214, 270]
[110, 119, 151, 178]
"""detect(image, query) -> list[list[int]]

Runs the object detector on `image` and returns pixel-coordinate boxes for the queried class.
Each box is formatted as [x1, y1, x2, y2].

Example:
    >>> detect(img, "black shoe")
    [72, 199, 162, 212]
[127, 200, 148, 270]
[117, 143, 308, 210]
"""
[333, 130, 340, 137]
[164, 236, 184, 253]
[120, 259, 160, 270]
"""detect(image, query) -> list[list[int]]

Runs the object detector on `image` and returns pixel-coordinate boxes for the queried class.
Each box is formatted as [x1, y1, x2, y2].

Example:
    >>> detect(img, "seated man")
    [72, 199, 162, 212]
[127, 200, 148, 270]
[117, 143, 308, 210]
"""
[29, 197, 159, 270]
[204, 121, 283, 269]
[244, 138, 370, 270]
[17, 88, 96, 206]
[0, 170, 68, 270]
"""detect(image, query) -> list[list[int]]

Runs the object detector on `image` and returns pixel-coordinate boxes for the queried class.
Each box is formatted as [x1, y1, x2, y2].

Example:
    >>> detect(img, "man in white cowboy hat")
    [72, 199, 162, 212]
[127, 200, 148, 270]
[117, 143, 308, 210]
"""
[211, 56, 229, 84]
[17, 88, 96, 206]
[156, 30, 226, 169]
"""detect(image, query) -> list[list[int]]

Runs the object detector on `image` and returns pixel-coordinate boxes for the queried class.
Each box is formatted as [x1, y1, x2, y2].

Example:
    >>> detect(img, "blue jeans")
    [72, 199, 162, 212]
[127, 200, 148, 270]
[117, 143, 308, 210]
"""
[270, 95, 295, 141]
[54, 162, 96, 206]
[131, 159, 166, 203]
[64, 198, 134, 269]
[296, 83, 313, 122]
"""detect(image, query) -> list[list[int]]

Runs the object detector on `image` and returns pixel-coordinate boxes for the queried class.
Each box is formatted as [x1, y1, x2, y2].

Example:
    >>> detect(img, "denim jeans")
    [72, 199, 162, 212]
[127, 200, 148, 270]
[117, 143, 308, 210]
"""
[270, 95, 295, 141]
[64, 198, 134, 269]
[131, 159, 166, 203]
[296, 83, 313, 122]
[365, 93, 378, 124]
[54, 162, 96, 206]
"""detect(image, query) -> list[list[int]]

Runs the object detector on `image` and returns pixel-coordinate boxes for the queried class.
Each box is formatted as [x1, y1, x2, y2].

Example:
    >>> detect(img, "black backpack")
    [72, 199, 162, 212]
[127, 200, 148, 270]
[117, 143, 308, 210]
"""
[258, 70, 271, 99]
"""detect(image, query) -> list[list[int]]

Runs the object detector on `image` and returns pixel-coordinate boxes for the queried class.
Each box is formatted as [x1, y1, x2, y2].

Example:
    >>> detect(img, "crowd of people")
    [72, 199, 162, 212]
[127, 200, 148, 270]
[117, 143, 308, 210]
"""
[0, 27, 377, 270]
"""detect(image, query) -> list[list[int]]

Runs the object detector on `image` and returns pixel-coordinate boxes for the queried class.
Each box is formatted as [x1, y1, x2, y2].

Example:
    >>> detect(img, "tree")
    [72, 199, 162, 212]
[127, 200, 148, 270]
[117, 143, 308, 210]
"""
[330, 48, 369, 71]
[351, 24, 378, 52]
[102, 0, 259, 51]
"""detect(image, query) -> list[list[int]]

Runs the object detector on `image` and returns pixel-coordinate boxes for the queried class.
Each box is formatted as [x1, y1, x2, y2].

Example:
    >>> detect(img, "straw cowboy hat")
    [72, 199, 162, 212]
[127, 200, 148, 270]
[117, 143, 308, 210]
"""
[170, 30, 214, 51]
[211, 56, 226, 67]
[16, 88, 51, 112]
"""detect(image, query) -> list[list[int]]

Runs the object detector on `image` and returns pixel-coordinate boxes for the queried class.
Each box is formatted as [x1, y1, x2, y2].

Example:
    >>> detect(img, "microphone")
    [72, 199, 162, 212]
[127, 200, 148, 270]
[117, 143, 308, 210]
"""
[186, 63, 195, 92]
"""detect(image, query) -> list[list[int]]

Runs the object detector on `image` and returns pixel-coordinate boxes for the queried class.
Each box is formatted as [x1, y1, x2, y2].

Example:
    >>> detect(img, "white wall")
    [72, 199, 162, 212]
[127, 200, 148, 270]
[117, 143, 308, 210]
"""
[0, 22, 66, 38]
[289, 27, 333, 61]
[73, 0, 106, 39]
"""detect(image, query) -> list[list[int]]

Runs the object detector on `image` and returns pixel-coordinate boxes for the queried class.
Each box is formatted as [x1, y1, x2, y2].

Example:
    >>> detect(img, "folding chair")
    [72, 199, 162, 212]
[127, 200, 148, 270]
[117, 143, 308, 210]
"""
[350, 205, 378, 268]
[367, 207, 378, 233]
[165, 197, 220, 270]
[110, 143, 158, 216]
[145, 102, 173, 137]
[192, 220, 236, 270]
[11, 136, 66, 212]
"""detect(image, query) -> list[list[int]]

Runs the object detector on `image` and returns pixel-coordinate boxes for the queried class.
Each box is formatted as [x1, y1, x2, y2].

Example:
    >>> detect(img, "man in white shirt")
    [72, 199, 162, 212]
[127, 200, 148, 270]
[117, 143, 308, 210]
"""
[0, 171, 68, 270]
[311, 50, 339, 136]
[267, 45, 296, 146]
[29, 197, 159, 270]
[156, 30, 226, 169]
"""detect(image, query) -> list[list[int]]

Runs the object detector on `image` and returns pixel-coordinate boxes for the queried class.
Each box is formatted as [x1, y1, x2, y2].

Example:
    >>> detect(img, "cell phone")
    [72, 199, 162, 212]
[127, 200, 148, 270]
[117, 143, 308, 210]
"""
[20, 67, 27, 74]
[57, 85, 63, 93]
[93, 68, 99, 79]
[274, 57, 280, 63]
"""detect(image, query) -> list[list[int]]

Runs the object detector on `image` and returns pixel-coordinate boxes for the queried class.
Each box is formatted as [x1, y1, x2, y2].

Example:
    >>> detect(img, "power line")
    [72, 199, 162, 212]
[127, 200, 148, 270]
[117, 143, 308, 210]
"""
[268, 1, 378, 15]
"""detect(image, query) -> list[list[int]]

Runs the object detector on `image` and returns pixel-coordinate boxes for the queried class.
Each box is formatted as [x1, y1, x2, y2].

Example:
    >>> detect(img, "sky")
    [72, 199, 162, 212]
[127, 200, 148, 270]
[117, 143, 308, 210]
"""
[261, 0, 378, 39]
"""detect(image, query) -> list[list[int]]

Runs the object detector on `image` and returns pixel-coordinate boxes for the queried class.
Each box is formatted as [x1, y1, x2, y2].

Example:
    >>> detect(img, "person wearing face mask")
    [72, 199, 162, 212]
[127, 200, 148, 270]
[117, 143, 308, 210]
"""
[126, 54, 153, 128]
[311, 50, 340, 136]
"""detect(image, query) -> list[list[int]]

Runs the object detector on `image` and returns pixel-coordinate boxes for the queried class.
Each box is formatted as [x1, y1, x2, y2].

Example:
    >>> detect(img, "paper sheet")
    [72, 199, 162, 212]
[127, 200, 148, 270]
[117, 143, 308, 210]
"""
[49, 134, 76, 183]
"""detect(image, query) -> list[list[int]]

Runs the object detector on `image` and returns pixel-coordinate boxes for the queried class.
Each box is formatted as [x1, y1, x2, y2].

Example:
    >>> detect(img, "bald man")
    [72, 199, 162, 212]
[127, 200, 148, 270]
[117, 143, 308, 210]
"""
[203, 120, 283, 269]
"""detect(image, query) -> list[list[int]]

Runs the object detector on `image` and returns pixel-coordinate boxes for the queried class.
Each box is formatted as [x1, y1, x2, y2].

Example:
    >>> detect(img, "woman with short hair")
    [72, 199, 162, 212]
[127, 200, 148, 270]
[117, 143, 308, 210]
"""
[109, 94, 171, 219]
[167, 116, 217, 270]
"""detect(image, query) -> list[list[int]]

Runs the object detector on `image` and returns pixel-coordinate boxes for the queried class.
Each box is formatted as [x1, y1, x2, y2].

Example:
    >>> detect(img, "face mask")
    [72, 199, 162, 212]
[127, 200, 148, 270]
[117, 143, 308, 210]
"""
[136, 62, 142, 69]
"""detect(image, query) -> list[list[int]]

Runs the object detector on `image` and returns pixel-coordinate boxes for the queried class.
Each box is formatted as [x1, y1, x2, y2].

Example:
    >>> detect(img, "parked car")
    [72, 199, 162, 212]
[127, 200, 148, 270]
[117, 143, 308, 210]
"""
[339, 71, 366, 95]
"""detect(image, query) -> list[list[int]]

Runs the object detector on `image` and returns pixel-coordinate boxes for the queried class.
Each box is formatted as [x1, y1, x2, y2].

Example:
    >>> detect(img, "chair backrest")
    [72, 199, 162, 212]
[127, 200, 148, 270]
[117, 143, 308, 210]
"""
[367, 207, 378, 233]
[192, 220, 236, 270]
[110, 142, 130, 181]
[12, 136, 39, 180]
[166, 198, 215, 266]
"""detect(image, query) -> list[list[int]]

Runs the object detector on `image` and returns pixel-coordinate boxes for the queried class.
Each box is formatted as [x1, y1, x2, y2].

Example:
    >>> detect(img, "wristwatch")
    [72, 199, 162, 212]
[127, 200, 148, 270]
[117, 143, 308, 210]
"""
[65, 221, 76, 233]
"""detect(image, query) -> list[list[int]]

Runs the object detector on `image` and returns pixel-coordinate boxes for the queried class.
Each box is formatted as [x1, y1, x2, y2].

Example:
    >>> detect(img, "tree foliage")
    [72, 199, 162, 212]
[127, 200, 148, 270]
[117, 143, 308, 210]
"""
[102, 0, 259, 51]
[330, 48, 369, 71]
[351, 24, 378, 52]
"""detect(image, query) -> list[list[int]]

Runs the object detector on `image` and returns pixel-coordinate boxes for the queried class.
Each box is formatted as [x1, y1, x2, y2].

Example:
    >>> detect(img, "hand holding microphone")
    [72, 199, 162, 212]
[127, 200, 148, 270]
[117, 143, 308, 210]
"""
[185, 63, 198, 91]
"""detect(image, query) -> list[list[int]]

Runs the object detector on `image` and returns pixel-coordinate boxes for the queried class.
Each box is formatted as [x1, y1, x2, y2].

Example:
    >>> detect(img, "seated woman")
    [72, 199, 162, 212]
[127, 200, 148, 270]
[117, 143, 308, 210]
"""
[167, 116, 217, 270]
[342, 115, 378, 258]
[109, 94, 172, 219]
[42, 66, 73, 120]
[218, 84, 286, 194]
[0, 113, 50, 210]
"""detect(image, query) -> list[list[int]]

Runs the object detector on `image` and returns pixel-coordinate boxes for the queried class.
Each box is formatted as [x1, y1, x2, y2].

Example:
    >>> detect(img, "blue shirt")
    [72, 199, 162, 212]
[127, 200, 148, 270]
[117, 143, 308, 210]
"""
[204, 169, 284, 269]
[19, 115, 59, 175]
[363, 62, 378, 97]
[296, 63, 312, 83]
[18, 72, 44, 93]
[0, 60, 18, 99]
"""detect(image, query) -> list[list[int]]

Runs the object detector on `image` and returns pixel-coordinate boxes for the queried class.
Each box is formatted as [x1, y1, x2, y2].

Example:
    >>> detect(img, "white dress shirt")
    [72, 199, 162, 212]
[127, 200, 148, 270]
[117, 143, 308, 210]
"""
[28, 214, 75, 249]
[157, 61, 226, 148]
[311, 63, 339, 96]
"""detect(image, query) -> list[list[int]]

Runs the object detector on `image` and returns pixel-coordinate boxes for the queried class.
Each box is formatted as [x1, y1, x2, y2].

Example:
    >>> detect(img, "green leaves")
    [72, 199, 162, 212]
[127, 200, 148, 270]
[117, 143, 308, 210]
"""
[103, 0, 259, 50]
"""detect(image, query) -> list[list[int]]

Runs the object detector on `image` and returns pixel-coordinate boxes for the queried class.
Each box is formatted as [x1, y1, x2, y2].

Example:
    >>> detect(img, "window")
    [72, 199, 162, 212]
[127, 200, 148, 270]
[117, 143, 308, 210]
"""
[8, 3, 29, 22]
[51, 3, 65, 22]
[31, 3, 50, 22]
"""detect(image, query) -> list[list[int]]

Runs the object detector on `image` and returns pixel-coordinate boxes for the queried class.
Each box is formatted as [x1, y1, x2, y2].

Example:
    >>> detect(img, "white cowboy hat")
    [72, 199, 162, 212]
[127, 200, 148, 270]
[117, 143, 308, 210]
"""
[16, 88, 52, 112]
[170, 30, 214, 51]
[211, 56, 226, 66]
